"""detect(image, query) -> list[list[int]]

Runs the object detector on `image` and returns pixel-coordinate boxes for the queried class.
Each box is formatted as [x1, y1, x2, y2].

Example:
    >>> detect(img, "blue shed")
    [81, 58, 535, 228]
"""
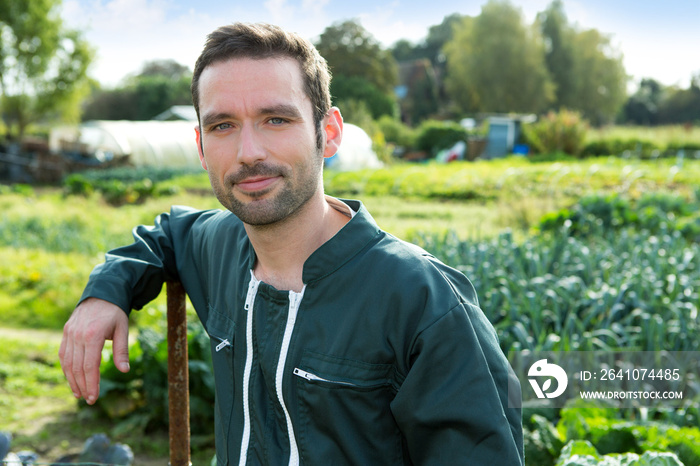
[485, 115, 536, 158]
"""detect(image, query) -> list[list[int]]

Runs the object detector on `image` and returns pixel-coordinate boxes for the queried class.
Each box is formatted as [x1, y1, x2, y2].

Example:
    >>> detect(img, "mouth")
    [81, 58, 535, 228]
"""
[235, 175, 281, 194]
[226, 164, 286, 197]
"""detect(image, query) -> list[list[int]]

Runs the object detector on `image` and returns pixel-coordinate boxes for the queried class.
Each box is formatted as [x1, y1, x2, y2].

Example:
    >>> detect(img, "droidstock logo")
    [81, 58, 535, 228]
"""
[528, 359, 568, 399]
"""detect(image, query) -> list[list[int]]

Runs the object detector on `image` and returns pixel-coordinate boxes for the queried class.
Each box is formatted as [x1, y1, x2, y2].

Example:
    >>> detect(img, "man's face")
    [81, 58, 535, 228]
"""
[195, 57, 329, 226]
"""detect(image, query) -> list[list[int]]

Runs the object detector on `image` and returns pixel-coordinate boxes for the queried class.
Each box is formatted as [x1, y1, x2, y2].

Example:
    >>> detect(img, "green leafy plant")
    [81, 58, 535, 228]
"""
[521, 401, 700, 465]
[582, 138, 664, 159]
[555, 440, 684, 466]
[537, 192, 700, 242]
[524, 414, 565, 466]
[523, 109, 589, 157]
[376, 115, 417, 148]
[414, 119, 468, 157]
[62, 167, 199, 205]
[412, 223, 700, 353]
[548, 401, 700, 466]
[91, 321, 215, 444]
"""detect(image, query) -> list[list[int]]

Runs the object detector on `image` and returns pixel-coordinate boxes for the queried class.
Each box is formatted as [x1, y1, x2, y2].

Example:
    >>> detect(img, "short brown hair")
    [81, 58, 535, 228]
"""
[191, 23, 332, 132]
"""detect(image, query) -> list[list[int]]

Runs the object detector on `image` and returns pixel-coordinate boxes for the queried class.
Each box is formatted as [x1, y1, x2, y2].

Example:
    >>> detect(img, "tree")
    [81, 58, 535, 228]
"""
[316, 19, 398, 95]
[537, 0, 575, 108]
[396, 59, 440, 124]
[424, 13, 463, 68]
[129, 74, 192, 120]
[537, 1, 627, 125]
[657, 76, 700, 124]
[392, 39, 425, 63]
[622, 78, 663, 125]
[137, 59, 190, 80]
[330, 75, 396, 120]
[82, 59, 192, 121]
[0, 0, 93, 141]
[567, 28, 627, 125]
[391, 14, 464, 122]
[391, 13, 463, 68]
[81, 86, 138, 121]
[444, 1, 554, 114]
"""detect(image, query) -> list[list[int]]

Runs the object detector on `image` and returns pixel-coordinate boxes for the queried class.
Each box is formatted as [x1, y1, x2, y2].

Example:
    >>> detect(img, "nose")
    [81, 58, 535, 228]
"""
[237, 124, 267, 166]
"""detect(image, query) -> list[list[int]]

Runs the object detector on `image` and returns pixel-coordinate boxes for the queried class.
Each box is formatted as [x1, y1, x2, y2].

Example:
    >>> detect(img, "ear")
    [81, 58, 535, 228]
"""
[322, 107, 343, 159]
[195, 125, 208, 170]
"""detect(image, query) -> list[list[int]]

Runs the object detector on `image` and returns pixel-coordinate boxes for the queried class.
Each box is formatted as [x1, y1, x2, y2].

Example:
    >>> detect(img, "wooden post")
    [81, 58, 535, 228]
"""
[167, 281, 191, 466]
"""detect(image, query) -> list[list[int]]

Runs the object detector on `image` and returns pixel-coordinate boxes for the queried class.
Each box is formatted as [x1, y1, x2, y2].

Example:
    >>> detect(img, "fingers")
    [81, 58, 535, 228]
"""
[59, 326, 81, 400]
[61, 313, 106, 404]
[59, 298, 127, 405]
[112, 314, 131, 373]
[81, 333, 107, 404]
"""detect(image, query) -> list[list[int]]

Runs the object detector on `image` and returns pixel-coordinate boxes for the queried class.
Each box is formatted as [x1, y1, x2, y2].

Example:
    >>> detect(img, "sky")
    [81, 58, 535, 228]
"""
[60, 0, 700, 91]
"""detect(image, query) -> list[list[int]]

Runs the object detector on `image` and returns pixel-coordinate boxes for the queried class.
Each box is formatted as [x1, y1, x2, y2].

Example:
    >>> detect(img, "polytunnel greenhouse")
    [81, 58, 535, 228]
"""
[49, 120, 202, 168]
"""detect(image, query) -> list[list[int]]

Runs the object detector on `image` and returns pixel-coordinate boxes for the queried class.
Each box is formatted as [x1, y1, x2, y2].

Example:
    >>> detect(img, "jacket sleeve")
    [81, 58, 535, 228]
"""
[390, 301, 524, 465]
[79, 205, 208, 314]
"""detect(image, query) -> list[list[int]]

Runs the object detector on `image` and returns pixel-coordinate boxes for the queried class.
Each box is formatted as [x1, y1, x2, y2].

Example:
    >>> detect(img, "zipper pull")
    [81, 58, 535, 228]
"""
[216, 339, 231, 352]
[245, 273, 260, 310]
[293, 368, 316, 381]
[293, 368, 359, 387]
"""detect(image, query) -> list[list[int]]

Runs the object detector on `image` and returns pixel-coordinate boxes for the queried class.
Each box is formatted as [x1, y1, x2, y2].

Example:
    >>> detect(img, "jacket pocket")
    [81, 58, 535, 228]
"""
[294, 351, 404, 465]
[206, 306, 236, 349]
[295, 351, 397, 389]
[206, 307, 236, 465]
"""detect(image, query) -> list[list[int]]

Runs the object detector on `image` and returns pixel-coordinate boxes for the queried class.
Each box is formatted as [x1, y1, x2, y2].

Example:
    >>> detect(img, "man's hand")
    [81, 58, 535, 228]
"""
[59, 298, 130, 405]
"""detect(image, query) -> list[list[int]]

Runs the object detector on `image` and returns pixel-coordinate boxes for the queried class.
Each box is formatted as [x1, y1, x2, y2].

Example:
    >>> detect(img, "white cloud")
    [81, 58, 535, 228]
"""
[264, 0, 297, 23]
[302, 0, 330, 11]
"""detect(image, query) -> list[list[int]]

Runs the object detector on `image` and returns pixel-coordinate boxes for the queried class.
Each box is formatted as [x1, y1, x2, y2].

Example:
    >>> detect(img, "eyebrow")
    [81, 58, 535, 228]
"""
[201, 112, 233, 128]
[259, 104, 303, 119]
[200, 104, 303, 128]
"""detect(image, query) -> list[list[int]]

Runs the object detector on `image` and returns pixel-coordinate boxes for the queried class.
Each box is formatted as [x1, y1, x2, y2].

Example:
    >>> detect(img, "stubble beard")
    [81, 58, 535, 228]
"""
[209, 149, 324, 226]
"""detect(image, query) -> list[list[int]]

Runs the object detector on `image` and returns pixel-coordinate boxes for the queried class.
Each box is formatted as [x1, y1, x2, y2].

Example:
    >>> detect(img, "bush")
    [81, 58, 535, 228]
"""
[376, 115, 416, 148]
[523, 109, 589, 157]
[582, 138, 664, 159]
[666, 140, 700, 154]
[62, 167, 198, 205]
[414, 119, 468, 157]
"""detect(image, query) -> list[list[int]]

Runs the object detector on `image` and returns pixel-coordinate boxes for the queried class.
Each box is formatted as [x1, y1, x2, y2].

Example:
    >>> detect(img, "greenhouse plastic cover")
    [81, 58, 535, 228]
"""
[50, 120, 201, 168]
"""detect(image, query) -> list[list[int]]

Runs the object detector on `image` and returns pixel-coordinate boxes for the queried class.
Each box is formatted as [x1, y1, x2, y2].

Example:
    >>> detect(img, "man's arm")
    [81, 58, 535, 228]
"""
[59, 298, 130, 405]
[391, 303, 524, 465]
[58, 206, 205, 405]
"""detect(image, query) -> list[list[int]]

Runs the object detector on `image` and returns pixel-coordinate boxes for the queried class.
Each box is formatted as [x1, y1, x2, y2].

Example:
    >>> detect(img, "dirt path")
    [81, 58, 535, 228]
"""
[0, 325, 64, 342]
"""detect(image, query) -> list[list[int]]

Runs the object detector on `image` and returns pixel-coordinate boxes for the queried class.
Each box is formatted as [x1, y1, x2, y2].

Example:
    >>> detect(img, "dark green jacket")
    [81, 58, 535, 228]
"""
[82, 199, 524, 465]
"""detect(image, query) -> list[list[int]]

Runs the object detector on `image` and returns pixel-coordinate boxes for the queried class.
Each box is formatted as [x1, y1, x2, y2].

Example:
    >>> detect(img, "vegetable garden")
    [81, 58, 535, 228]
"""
[0, 152, 699, 465]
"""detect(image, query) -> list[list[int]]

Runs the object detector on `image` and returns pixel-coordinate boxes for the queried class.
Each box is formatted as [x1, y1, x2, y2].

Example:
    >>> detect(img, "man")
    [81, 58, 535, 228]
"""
[60, 23, 524, 465]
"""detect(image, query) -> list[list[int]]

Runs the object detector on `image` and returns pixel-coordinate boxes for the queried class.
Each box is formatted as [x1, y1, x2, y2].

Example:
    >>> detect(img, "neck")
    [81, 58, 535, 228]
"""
[245, 192, 350, 292]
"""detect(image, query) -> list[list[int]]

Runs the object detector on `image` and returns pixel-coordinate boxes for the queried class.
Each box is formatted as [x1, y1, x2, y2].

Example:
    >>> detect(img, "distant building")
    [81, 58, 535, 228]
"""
[484, 115, 536, 158]
[153, 105, 198, 122]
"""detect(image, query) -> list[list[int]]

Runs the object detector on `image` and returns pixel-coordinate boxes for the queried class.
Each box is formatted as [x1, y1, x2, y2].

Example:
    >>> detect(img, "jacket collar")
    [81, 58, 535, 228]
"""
[302, 198, 382, 285]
